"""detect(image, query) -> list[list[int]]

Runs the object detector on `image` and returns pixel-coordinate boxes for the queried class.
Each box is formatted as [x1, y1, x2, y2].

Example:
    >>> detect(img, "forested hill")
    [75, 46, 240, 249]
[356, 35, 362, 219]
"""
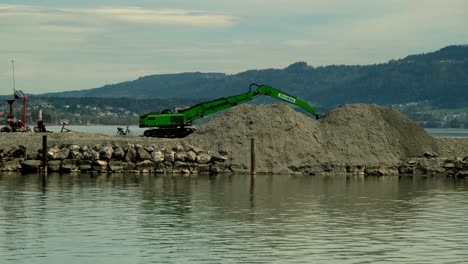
[44, 45, 468, 109]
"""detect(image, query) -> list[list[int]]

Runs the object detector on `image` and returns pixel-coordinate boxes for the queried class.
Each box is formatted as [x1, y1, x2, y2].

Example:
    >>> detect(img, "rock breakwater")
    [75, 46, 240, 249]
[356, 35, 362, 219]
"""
[1, 144, 467, 177]
[1, 103, 467, 176]
[1, 143, 230, 174]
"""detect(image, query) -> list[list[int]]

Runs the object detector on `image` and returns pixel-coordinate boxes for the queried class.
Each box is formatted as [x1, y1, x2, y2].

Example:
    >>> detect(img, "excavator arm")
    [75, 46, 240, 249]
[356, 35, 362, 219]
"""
[182, 91, 256, 123]
[252, 83, 319, 118]
[139, 83, 318, 137]
[182, 83, 319, 122]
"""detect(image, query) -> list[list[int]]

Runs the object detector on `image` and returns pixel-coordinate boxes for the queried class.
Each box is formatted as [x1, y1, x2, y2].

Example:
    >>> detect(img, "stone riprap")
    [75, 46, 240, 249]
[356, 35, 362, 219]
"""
[1, 144, 467, 177]
[1, 143, 228, 174]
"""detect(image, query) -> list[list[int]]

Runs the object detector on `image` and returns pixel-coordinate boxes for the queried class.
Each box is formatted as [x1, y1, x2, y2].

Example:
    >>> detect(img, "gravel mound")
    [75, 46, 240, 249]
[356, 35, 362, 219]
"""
[319, 104, 439, 164]
[1, 103, 460, 174]
[186, 103, 440, 173]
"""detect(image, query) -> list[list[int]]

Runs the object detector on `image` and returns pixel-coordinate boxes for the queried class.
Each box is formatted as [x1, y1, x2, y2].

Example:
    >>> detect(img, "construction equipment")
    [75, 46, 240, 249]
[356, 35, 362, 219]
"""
[139, 83, 319, 138]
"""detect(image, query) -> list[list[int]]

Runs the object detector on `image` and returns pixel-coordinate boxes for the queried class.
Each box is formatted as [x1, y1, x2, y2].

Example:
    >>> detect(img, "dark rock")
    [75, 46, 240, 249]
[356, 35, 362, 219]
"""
[125, 147, 137, 163]
[174, 151, 187, 161]
[321, 163, 334, 172]
[174, 161, 192, 171]
[190, 146, 204, 155]
[122, 143, 134, 152]
[425, 166, 445, 174]
[145, 146, 155, 153]
[78, 160, 92, 171]
[137, 148, 151, 161]
[196, 153, 211, 164]
[122, 162, 136, 172]
[365, 165, 398, 176]
[193, 164, 210, 174]
[136, 160, 155, 173]
[399, 165, 414, 174]
[209, 151, 227, 163]
[351, 165, 366, 175]
[22, 160, 42, 172]
[92, 144, 102, 151]
[155, 161, 173, 174]
[443, 161, 456, 169]
[165, 150, 175, 163]
[70, 150, 83, 160]
[61, 159, 77, 171]
[11, 146, 27, 159]
[185, 151, 196, 162]
[2, 159, 22, 171]
[92, 160, 108, 172]
[82, 148, 99, 161]
[99, 145, 114, 160]
[174, 145, 185, 152]
[455, 170, 468, 178]
[180, 169, 191, 174]
[210, 163, 230, 174]
[113, 146, 125, 160]
[48, 160, 62, 172]
[68, 144, 81, 152]
[109, 160, 124, 172]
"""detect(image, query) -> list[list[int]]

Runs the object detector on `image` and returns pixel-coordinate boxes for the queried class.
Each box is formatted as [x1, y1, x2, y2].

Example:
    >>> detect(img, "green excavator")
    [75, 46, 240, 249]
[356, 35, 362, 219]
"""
[139, 83, 319, 138]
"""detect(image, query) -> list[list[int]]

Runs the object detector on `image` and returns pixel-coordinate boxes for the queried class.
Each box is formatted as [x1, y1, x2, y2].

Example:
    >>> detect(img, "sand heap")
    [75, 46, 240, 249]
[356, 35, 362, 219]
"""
[0, 103, 444, 175]
[185, 103, 439, 174]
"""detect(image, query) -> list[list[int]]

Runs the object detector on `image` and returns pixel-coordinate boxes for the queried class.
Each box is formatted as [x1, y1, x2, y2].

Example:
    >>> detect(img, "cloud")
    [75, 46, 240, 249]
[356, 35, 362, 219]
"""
[0, 4, 238, 28]
[91, 7, 237, 27]
[0, 1, 466, 94]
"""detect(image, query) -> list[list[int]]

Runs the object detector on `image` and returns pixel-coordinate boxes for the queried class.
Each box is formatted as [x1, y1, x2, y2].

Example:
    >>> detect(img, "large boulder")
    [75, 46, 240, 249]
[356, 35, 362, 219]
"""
[136, 147, 151, 161]
[2, 159, 22, 171]
[48, 146, 70, 160]
[22, 160, 42, 172]
[151, 150, 165, 163]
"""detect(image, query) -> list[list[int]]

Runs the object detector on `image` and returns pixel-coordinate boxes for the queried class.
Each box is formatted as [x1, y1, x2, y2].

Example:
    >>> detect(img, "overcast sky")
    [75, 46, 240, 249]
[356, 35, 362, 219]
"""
[0, 0, 467, 94]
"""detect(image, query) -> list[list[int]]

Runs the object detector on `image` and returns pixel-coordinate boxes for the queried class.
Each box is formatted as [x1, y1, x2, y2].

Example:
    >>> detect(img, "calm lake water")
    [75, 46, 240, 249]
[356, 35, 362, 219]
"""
[1, 173, 467, 263]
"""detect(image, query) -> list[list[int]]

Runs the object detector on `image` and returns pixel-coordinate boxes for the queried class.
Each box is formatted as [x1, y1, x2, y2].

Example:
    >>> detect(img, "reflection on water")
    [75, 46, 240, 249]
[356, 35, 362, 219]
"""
[1, 173, 467, 263]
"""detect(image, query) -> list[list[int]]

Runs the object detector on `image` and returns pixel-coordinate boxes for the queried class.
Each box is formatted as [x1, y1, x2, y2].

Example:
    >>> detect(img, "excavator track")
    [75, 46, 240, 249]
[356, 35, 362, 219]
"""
[143, 127, 196, 138]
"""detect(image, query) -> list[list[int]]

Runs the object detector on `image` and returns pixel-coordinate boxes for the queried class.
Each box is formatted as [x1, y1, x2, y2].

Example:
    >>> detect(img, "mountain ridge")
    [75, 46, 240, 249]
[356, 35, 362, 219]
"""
[42, 45, 468, 109]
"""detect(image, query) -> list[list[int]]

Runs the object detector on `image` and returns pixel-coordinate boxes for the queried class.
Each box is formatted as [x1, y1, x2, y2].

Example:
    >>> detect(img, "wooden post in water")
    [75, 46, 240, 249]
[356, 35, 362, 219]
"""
[250, 138, 256, 176]
[42, 135, 48, 175]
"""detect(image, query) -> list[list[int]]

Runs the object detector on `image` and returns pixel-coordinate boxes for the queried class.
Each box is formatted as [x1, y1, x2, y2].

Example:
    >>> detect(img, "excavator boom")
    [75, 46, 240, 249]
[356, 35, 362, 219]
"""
[253, 83, 318, 117]
[139, 83, 318, 138]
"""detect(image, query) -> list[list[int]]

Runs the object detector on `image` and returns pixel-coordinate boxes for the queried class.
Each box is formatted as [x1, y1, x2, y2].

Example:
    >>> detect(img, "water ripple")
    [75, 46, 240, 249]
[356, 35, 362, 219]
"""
[0, 174, 467, 263]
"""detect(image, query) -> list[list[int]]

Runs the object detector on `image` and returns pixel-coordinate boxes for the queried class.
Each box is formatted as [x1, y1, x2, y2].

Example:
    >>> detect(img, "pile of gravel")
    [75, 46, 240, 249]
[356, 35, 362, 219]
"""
[186, 103, 440, 173]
